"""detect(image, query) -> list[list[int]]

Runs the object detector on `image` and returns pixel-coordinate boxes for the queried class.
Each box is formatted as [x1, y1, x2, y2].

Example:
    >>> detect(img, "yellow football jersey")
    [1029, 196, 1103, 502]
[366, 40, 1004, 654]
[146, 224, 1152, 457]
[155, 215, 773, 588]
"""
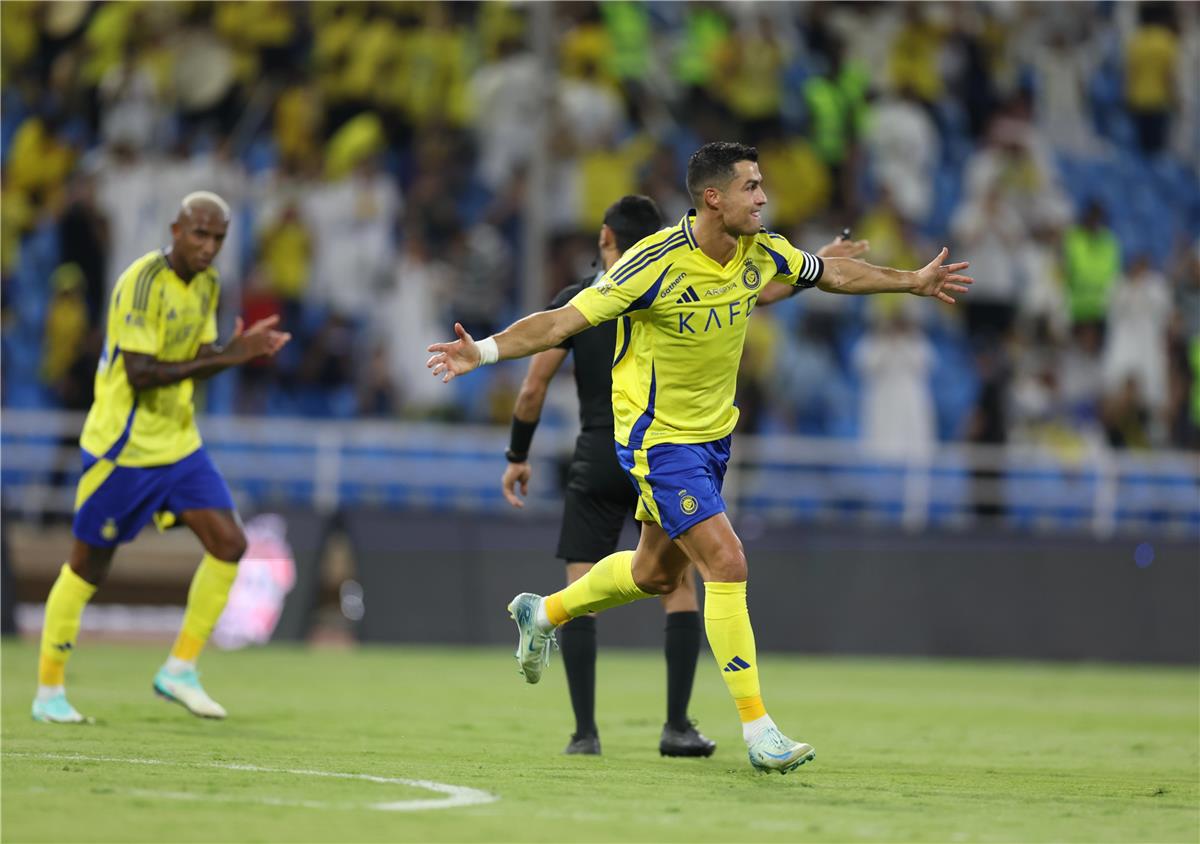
[569, 211, 822, 449]
[79, 250, 220, 466]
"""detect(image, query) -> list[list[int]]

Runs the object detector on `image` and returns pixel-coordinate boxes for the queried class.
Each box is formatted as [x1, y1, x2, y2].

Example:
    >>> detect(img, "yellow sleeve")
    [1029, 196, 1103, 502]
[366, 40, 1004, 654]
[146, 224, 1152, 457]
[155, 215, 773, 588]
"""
[758, 233, 824, 288]
[569, 228, 690, 325]
[112, 261, 165, 356]
[568, 259, 678, 326]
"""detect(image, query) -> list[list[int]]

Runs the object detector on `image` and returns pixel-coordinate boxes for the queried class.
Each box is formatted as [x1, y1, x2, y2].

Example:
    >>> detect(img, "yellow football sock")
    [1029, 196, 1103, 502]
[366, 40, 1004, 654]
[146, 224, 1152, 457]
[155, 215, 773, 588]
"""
[38, 563, 98, 686]
[704, 580, 767, 722]
[170, 554, 238, 663]
[548, 550, 652, 625]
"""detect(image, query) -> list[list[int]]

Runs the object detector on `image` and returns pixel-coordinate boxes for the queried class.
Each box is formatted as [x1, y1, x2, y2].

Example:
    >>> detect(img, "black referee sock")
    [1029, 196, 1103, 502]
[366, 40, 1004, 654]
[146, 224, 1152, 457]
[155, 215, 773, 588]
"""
[559, 615, 598, 737]
[664, 610, 701, 730]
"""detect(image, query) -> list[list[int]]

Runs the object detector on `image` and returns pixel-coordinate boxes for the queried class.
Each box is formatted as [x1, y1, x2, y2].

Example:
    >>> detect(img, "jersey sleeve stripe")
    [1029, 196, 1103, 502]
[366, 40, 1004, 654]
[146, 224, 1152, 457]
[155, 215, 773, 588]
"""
[608, 230, 679, 284]
[133, 258, 160, 310]
[619, 262, 674, 315]
[132, 257, 165, 312]
[132, 267, 151, 311]
[759, 242, 792, 276]
[611, 231, 688, 285]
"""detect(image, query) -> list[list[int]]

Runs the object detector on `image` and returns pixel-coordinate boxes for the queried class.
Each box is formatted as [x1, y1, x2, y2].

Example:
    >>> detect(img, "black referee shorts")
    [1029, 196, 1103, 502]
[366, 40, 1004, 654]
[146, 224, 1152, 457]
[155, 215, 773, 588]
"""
[555, 429, 638, 563]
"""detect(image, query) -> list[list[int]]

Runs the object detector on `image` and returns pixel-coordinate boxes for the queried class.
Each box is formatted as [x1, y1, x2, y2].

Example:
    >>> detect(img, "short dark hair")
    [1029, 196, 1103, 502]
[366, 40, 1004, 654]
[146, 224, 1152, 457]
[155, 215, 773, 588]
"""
[602, 195, 664, 253]
[686, 142, 759, 204]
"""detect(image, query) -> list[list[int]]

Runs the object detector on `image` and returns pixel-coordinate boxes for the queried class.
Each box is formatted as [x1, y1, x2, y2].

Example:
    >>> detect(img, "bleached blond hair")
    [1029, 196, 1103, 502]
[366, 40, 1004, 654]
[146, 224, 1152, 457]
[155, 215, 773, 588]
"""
[180, 191, 231, 221]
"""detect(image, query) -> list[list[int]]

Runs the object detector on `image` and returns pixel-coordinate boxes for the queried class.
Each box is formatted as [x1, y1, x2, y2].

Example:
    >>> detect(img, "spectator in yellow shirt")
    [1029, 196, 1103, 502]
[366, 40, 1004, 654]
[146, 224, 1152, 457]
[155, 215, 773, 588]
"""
[1125, 6, 1179, 154]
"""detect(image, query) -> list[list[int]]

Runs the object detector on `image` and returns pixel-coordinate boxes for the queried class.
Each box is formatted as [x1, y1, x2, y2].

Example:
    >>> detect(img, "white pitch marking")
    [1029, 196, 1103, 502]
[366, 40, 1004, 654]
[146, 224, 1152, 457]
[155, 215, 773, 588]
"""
[5, 752, 499, 813]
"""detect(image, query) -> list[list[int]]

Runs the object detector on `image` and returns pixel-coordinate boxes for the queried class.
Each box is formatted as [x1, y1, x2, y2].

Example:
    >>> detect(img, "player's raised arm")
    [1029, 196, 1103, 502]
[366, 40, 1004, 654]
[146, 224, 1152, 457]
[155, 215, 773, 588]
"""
[426, 304, 591, 383]
[818, 247, 973, 303]
[758, 232, 870, 307]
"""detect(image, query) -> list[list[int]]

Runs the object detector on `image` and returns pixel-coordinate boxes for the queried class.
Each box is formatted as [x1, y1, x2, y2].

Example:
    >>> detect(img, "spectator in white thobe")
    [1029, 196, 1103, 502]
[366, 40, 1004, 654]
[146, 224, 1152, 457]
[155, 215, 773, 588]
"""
[854, 304, 937, 459]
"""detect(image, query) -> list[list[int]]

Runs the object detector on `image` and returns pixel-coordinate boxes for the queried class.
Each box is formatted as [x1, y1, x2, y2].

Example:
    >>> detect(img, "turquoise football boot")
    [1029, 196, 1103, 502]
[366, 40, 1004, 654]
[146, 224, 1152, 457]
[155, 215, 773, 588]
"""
[153, 666, 227, 719]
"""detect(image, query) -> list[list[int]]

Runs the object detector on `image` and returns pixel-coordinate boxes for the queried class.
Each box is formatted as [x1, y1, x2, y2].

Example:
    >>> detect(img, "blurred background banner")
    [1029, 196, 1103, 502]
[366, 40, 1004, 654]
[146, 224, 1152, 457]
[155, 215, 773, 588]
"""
[1, 1, 1197, 659]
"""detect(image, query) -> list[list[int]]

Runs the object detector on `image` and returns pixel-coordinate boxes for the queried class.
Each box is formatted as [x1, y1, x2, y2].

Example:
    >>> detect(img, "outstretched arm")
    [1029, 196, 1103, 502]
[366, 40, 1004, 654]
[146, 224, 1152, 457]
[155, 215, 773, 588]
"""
[124, 316, 291, 390]
[758, 233, 871, 306]
[427, 304, 591, 383]
[818, 247, 973, 303]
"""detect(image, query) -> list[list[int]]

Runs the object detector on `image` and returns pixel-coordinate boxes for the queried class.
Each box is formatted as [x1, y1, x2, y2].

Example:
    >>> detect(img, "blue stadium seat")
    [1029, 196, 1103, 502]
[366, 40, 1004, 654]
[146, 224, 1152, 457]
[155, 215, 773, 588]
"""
[242, 138, 278, 174]
[828, 461, 905, 523]
[0, 90, 28, 161]
[928, 457, 971, 526]
[929, 329, 979, 441]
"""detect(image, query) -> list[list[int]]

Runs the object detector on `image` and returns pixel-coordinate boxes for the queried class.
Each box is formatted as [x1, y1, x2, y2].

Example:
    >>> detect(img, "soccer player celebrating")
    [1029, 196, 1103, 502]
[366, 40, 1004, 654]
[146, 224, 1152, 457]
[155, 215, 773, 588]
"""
[502, 195, 868, 758]
[501, 196, 715, 757]
[428, 142, 970, 773]
[32, 192, 291, 724]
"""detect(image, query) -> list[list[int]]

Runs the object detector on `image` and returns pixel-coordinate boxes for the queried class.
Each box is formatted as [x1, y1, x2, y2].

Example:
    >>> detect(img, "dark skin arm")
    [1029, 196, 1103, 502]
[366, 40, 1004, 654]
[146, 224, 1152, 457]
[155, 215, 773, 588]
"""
[123, 315, 291, 391]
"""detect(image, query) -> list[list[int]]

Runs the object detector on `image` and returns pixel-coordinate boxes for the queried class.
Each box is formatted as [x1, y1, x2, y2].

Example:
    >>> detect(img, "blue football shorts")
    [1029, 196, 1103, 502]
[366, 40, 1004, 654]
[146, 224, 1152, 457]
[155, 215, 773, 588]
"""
[614, 435, 731, 539]
[72, 446, 236, 547]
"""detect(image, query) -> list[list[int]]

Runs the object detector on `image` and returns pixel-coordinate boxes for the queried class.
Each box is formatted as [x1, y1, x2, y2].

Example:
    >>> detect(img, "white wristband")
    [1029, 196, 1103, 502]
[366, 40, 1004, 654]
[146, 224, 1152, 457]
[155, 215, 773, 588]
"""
[476, 336, 499, 366]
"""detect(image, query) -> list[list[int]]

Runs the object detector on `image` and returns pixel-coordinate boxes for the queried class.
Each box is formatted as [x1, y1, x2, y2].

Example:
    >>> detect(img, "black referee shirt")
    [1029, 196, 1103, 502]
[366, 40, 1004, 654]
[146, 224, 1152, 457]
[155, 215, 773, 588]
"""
[550, 277, 618, 433]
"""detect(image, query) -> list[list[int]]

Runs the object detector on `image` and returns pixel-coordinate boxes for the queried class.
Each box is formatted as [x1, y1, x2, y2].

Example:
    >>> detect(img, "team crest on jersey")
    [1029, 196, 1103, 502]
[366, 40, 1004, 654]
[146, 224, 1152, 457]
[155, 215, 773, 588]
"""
[678, 490, 698, 515]
[594, 279, 615, 296]
[101, 518, 118, 541]
[741, 259, 761, 291]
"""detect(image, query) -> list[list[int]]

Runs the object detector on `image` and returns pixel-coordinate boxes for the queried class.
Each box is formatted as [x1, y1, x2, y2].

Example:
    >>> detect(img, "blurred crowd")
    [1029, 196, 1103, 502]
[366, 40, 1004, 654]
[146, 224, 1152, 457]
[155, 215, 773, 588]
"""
[3, 0, 1198, 456]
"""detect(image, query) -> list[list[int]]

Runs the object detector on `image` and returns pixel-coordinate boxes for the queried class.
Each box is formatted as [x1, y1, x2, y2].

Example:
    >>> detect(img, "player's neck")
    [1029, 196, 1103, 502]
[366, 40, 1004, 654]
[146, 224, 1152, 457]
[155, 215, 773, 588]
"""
[691, 213, 739, 266]
[164, 249, 197, 282]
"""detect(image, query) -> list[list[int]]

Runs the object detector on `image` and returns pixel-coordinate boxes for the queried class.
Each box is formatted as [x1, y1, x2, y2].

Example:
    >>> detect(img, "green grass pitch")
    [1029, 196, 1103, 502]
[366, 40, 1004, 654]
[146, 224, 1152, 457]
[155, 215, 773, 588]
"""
[2, 640, 1196, 843]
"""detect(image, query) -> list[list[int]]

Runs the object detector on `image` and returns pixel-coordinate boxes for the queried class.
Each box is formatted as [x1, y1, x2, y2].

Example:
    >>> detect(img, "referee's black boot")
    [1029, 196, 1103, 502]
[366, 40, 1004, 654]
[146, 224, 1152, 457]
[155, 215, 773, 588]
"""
[659, 720, 717, 757]
[565, 732, 601, 755]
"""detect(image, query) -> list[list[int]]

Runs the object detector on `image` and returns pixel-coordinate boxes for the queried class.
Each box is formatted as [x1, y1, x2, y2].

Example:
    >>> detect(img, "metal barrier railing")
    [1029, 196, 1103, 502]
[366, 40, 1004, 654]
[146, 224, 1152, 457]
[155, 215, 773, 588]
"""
[2, 409, 1197, 538]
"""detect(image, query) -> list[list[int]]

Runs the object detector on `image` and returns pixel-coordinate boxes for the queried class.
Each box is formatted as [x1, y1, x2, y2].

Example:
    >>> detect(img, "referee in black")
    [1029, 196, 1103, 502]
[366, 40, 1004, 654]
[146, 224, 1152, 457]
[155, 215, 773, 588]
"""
[501, 195, 716, 758]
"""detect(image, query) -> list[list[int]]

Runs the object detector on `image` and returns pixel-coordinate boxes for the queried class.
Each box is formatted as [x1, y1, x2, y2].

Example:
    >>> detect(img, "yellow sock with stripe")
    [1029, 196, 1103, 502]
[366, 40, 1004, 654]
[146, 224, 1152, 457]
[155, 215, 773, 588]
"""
[703, 581, 768, 724]
[38, 563, 98, 687]
[169, 554, 239, 666]
[543, 550, 652, 627]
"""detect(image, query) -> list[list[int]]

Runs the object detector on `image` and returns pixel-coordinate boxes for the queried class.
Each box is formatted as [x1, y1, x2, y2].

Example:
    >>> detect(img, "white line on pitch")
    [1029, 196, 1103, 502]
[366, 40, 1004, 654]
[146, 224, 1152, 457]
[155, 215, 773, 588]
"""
[5, 752, 499, 813]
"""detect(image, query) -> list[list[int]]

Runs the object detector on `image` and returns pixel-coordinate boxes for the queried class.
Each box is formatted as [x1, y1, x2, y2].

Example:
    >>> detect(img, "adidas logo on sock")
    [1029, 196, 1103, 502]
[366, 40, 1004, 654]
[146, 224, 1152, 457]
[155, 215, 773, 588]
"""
[723, 656, 751, 672]
[675, 285, 700, 304]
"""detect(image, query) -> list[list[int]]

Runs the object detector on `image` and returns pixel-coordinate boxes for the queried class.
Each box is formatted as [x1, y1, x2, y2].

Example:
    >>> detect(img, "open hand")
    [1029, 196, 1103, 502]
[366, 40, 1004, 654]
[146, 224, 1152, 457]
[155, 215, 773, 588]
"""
[501, 461, 532, 508]
[912, 247, 973, 304]
[426, 322, 481, 383]
[230, 314, 291, 361]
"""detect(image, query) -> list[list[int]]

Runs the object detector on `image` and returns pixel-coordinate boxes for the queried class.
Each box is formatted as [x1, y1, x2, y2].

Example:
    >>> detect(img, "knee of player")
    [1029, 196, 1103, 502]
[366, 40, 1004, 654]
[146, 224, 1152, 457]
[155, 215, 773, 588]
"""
[708, 546, 748, 581]
[637, 569, 680, 595]
[70, 557, 111, 586]
[211, 530, 247, 563]
[69, 542, 115, 585]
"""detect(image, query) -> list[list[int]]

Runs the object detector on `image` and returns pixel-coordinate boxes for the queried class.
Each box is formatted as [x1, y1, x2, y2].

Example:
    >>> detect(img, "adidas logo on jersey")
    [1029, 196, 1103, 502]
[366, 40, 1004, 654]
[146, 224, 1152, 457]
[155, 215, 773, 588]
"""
[723, 655, 752, 672]
[675, 285, 700, 304]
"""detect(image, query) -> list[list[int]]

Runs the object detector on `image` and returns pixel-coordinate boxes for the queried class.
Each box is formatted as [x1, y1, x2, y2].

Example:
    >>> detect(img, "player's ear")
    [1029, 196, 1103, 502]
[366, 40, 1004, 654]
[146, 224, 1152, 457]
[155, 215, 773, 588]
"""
[703, 185, 721, 212]
[599, 224, 614, 251]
